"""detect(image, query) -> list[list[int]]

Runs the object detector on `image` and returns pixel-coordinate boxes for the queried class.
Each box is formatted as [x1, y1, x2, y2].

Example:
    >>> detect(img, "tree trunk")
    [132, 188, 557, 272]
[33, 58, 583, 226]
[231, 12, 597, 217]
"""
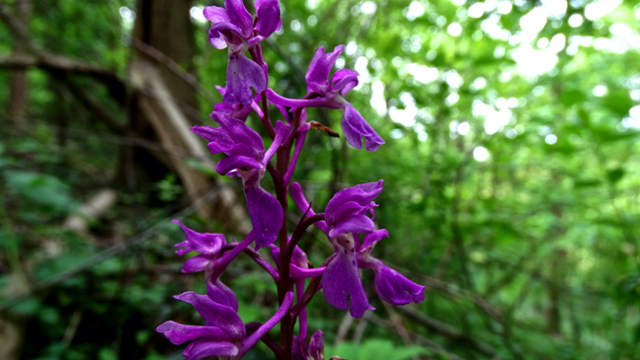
[6, 0, 31, 131]
[133, 0, 198, 116]
[129, 0, 248, 232]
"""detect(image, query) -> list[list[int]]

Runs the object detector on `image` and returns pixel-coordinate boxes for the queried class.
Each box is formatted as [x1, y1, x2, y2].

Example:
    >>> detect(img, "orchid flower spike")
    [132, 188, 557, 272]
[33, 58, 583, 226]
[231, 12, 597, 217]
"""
[192, 113, 289, 248]
[203, 0, 281, 105]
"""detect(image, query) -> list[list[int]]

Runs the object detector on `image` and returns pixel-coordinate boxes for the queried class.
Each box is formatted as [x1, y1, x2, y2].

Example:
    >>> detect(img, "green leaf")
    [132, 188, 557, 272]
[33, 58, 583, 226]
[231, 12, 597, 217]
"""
[607, 168, 625, 183]
[560, 89, 586, 107]
[603, 91, 633, 116]
[3, 170, 78, 214]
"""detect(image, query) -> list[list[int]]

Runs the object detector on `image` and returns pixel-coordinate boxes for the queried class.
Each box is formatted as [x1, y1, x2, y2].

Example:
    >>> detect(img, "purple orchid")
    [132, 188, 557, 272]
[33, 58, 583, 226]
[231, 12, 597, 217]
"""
[214, 86, 263, 121]
[157, 291, 293, 360]
[191, 112, 289, 248]
[203, 0, 281, 105]
[266, 45, 385, 152]
[268, 242, 325, 279]
[292, 330, 325, 360]
[357, 229, 426, 305]
[173, 220, 260, 309]
[159, 3, 426, 358]
[290, 182, 424, 318]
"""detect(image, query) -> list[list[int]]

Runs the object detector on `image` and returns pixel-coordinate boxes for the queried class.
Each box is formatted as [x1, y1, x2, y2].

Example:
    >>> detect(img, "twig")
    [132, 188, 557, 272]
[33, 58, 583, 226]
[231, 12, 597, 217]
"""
[60, 75, 126, 133]
[131, 38, 216, 104]
[0, 3, 125, 101]
[382, 303, 421, 360]
[333, 313, 354, 347]
[395, 306, 498, 358]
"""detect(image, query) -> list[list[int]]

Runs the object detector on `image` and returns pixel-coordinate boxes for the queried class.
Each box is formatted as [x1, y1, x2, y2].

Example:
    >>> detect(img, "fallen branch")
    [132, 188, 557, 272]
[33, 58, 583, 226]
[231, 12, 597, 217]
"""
[0, 54, 125, 102]
[395, 306, 498, 358]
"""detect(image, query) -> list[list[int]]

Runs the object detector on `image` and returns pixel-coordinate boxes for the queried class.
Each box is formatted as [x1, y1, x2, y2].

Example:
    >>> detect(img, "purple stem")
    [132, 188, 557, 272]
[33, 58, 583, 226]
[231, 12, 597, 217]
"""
[295, 278, 307, 341]
[284, 128, 308, 185]
[290, 265, 324, 278]
[266, 88, 341, 109]
[241, 291, 294, 356]
[243, 246, 280, 282]
[289, 253, 336, 320]
[245, 322, 285, 360]
[212, 232, 255, 279]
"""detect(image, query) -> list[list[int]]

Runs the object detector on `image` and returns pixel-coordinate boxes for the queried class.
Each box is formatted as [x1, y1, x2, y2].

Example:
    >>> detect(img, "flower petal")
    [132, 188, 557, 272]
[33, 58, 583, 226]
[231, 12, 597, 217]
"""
[224, 0, 253, 37]
[305, 45, 344, 94]
[341, 104, 385, 152]
[206, 279, 239, 311]
[328, 215, 375, 238]
[183, 338, 238, 360]
[174, 292, 245, 339]
[324, 180, 383, 226]
[332, 201, 368, 224]
[322, 239, 373, 318]
[212, 112, 265, 153]
[191, 125, 234, 149]
[172, 220, 225, 256]
[256, 0, 281, 37]
[359, 229, 389, 252]
[208, 22, 243, 49]
[182, 255, 211, 273]
[245, 186, 283, 248]
[224, 54, 267, 106]
[309, 330, 325, 360]
[331, 69, 359, 95]
[213, 102, 253, 122]
[216, 155, 263, 175]
[292, 335, 308, 360]
[209, 142, 256, 158]
[203, 6, 230, 23]
[156, 321, 232, 345]
[374, 263, 426, 306]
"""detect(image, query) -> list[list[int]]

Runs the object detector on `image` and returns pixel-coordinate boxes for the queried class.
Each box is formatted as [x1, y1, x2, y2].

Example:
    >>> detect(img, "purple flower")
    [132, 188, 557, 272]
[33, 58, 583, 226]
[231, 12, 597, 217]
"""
[192, 112, 289, 248]
[357, 230, 426, 305]
[203, 1, 281, 105]
[266, 45, 385, 152]
[213, 86, 263, 121]
[157, 291, 293, 360]
[173, 220, 259, 309]
[290, 182, 424, 318]
[268, 243, 325, 279]
[293, 330, 325, 360]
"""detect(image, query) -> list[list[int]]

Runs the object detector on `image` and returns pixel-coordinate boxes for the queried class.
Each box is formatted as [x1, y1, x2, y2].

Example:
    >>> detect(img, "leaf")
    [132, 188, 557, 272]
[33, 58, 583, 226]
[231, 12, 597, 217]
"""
[573, 179, 602, 188]
[603, 91, 633, 116]
[327, 339, 428, 360]
[560, 89, 586, 107]
[607, 168, 624, 183]
[577, 108, 591, 128]
[3, 170, 78, 214]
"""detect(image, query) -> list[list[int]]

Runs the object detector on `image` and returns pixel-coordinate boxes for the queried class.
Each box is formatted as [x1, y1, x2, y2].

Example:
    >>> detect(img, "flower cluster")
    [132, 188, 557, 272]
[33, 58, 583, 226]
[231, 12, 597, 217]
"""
[156, 1, 424, 359]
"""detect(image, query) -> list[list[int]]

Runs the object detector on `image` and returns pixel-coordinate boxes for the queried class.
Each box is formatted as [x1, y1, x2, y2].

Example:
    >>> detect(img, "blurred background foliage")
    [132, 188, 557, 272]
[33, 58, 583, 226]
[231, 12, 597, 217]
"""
[1, 0, 640, 359]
